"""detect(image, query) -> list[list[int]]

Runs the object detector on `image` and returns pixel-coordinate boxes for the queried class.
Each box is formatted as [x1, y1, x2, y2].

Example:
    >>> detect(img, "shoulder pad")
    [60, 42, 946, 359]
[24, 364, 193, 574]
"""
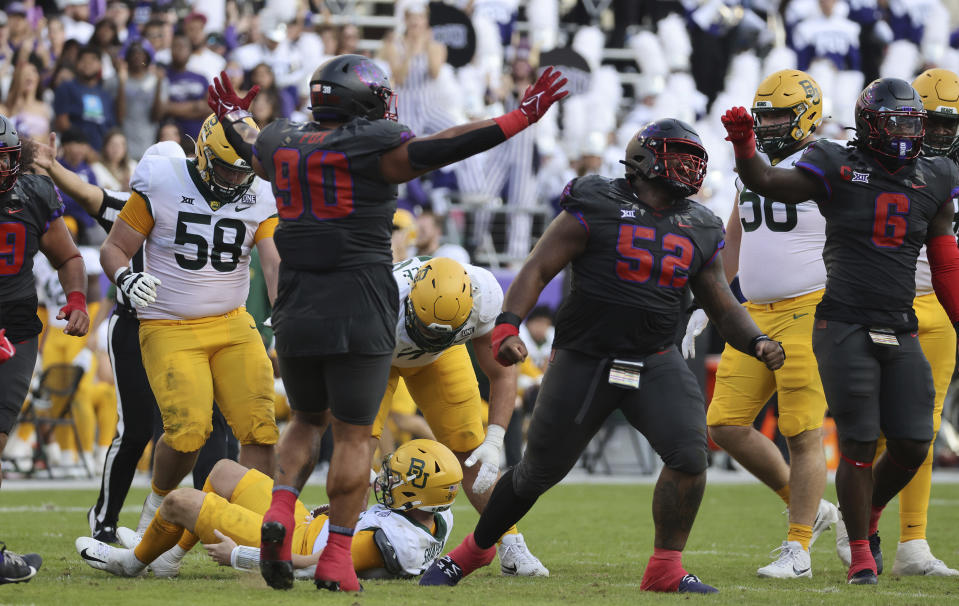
[559, 175, 620, 214]
[26, 174, 64, 215]
[373, 527, 413, 579]
[685, 201, 724, 230]
[466, 265, 503, 325]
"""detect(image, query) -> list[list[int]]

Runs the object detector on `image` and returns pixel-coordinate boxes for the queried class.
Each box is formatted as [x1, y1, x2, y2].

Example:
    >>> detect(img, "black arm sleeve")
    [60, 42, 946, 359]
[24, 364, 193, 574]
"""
[407, 124, 506, 171]
[97, 188, 128, 232]
[220, 110, 255, 165]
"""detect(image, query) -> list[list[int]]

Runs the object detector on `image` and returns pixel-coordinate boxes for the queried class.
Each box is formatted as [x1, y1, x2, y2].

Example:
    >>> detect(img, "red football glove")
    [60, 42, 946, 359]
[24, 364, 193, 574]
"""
[0, 328, 15, 364]
[208, 70, 260, 121]
[491, 322, 521, 367]
[494, 66, 569, 139]
[721, 106, 757, 159]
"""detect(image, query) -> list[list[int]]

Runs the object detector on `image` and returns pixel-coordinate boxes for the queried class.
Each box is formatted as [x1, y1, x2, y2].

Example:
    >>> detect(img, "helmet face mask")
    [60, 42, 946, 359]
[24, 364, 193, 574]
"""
[751, 70, 823, 156]
[374, 439, 462, 513]
[912, 68, 959, 157]
[0, 115, 21, 194]
[855, 78, 927, 161]
[622, 119, 708, 199]
[196, 114, 257, 202]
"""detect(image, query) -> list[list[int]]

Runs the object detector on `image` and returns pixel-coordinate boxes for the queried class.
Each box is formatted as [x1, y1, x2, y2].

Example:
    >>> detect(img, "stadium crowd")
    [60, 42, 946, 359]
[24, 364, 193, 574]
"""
[1, 0, 959, 595]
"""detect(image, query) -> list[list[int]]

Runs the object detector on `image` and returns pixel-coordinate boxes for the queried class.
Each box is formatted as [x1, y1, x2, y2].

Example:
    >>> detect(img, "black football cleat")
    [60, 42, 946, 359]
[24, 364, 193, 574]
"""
[259, 521, 293, 590]
[869, 532, 883, 575]
[0, 543, 38, 585]
[848, 569, 878, 585]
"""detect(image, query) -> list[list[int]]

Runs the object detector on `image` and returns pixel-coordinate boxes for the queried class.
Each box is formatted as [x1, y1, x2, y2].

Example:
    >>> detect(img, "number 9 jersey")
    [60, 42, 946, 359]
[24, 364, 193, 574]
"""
[117, 154, 278, 320]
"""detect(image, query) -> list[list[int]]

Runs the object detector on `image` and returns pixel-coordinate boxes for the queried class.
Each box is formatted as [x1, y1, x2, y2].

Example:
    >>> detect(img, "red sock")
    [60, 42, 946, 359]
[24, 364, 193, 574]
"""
[447, 533, 496, 576]
[848, 539, 877, 579]
[868, 505, 884, 536]
[640, 548, 687, 592]
[261, 488, 297, 561]
[315, 531, 360, 592]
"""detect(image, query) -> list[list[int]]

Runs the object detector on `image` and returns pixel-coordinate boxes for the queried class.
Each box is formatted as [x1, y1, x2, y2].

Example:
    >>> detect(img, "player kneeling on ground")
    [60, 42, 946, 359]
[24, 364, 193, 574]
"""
[75, 439, 461, 582]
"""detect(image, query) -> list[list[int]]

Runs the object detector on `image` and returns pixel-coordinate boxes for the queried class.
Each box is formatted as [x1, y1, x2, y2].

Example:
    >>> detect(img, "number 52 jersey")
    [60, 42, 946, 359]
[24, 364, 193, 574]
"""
[117, 154, 277, 321]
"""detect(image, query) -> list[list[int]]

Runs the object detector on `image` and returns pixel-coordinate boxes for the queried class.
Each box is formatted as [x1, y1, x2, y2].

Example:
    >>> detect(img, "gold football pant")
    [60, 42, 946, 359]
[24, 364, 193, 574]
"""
[139, 308, 277, 452]
[707, 290, 827, 437]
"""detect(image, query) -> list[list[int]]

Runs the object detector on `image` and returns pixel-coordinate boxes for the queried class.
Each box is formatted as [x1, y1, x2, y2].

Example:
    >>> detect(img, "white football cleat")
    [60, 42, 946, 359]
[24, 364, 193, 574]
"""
[757, 541, 812, 579]
[835, 515, 851, 567]
[497, 533, 549, 577]
[810, 499, 840, 547]
[116, 527, 140, 549]
[891, 539, 959, 577]
[75, 537, 145, 577]
[150, 545, 186, 578]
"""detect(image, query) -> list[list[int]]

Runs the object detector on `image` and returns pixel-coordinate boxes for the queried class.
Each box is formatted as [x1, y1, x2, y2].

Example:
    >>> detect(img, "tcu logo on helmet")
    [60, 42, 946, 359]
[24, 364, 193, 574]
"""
[408, 458, 429, 488]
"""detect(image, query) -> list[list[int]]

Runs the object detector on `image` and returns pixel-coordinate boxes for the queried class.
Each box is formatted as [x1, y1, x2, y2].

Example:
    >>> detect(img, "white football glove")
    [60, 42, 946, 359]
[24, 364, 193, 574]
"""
[115, 267, 161, 308]
[682, 309, 709, 359]
[464, 424, 506, 493]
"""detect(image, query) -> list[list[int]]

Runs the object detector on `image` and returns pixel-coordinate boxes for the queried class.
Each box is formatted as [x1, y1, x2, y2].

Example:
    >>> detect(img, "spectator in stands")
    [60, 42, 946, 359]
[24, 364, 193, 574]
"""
[156, 118, 189, 156]
[58, 127, 99, 240]
[62, 0, 95, 44]
[91, 129, 135, 192]
[246, 62, 287, 120]
[154, 32, 209, 142]
[792, 0, 862, 71]
[54, 46, 116, 153]
[183, 11, 226, 84]
[414, 209, 470, 265]
[0, 13, 17, 95]
[6, 3, 32, 53]
[285, 13, 323, 105]
[89, 17, 121, 81]
[43, 17, 68, 74]
[142, 19, 170, 64]
[106, 39, 158, 160]
[104, 1, 132, 44]
[7, 56, 52, 142]
[336, 23, 362, 56]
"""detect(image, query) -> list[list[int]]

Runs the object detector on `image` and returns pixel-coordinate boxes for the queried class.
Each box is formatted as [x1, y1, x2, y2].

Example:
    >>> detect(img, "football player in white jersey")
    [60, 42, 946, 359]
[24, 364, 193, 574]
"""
[686, 70, 840, 578]
[99, 113, 280, 533]
[374, 256, 548, 577]
[76, 439, 461, 580]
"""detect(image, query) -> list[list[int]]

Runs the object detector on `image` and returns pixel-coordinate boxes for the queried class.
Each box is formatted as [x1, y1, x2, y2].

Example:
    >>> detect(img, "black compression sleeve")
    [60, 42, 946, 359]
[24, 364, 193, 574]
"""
[407, 124, 506, 171]
[220, 110, 255, 165]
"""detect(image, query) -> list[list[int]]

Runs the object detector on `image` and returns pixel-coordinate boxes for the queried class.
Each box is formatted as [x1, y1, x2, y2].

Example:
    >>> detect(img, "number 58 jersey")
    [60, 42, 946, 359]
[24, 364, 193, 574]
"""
[118, 155, 278, 321]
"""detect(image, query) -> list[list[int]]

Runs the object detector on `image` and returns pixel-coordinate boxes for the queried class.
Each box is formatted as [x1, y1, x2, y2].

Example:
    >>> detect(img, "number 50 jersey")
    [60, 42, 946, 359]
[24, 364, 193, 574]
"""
[118, 154, 277, 321]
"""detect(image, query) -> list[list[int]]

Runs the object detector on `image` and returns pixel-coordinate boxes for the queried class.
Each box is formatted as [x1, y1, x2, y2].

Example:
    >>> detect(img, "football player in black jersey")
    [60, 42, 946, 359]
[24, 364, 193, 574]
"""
[722, 78, 959, 585]
[206, 55, 567, 592]
[0, 115, 89, 497]
[420, 119, 785, 594]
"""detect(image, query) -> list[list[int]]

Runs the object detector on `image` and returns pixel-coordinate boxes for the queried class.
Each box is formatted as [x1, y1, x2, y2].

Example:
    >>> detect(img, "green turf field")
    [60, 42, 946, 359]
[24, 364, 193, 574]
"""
[2, 481, 959, 605]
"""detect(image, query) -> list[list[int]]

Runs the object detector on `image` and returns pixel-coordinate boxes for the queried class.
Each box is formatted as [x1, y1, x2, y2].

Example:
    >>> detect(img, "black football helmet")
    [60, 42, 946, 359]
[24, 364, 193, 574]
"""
[620, 119, 708, 198]
[0, 115, 21, 194]
[309, 54, 398, 122]
[855, 78, 926, 161]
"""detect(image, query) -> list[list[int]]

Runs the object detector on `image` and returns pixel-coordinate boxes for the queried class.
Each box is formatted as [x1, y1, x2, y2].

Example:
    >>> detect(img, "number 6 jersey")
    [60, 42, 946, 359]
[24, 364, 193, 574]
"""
[737, 144, 827, 304]
[117, 154, 277, 321]
[555, 175, 725, 358]
[795, 139, 959, 331]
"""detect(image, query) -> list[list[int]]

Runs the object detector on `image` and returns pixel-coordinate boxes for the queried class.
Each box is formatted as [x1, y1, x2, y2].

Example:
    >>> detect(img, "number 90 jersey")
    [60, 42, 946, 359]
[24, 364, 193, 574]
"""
[737, 144, 827, 304]
[795, 139, 959, 331]
[120, 155, 277, 321]
[254, 117, 414, 272]
[554, 175, 725, 358]
[392, 255, 502, 368]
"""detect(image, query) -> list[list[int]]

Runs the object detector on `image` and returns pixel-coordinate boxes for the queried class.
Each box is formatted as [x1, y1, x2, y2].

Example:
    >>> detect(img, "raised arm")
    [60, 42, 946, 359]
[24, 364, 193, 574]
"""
[30, 132, 105, 216]
[379, 67, 567, 184]
[721, 107, 825, 204]
[689, 252, 784, 369]
[492, 210, 586, 366]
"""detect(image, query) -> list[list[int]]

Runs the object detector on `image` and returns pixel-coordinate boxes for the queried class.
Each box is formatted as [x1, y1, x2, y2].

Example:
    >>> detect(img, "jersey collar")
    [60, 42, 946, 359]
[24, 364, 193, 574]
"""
[186, 160, 228, 211]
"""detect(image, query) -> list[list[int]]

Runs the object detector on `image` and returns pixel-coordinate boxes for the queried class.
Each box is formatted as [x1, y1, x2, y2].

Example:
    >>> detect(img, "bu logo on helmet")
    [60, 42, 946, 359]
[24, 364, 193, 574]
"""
[408, 457, 429, 488]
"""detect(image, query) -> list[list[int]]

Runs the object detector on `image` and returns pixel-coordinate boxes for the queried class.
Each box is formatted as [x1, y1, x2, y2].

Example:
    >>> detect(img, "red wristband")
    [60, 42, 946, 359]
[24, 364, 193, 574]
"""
[491, 323, 520, 366]
[64, 291, 87, 313]
[493, 110, 529, 140]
